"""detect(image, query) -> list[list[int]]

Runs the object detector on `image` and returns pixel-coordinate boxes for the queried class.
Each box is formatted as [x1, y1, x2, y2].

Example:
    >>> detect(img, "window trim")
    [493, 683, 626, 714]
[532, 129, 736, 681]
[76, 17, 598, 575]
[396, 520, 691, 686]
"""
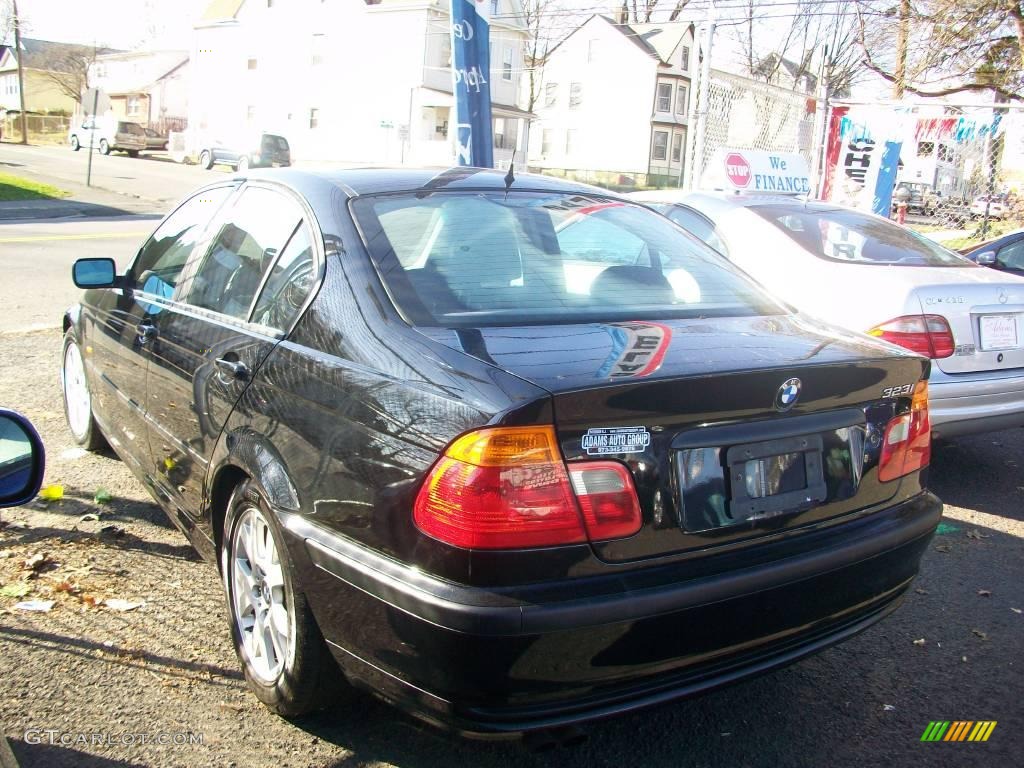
[651, 130, 669, 161]
[137, 181, 326, 337]
[656, 82, 672, 113]
[675, 84, 687, 116]
[502, 45, 513, 81]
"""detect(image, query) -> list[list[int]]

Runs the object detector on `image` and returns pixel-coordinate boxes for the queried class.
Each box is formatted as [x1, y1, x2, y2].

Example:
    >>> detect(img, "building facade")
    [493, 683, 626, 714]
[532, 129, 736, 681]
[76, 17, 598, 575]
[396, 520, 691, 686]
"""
[191, 0, 531, 164]
[527, 15, 694, 188]
[89, 50, 190, 133]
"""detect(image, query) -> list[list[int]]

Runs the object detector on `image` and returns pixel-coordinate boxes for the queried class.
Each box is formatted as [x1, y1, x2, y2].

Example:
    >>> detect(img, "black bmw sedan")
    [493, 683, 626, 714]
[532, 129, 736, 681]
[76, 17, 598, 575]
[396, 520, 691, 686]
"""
[63, 167, 941, 738]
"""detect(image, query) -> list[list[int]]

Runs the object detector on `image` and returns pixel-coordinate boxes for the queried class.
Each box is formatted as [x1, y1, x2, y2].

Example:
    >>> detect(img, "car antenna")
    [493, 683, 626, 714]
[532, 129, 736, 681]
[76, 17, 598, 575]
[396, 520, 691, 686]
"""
[503, 161, 515, 200]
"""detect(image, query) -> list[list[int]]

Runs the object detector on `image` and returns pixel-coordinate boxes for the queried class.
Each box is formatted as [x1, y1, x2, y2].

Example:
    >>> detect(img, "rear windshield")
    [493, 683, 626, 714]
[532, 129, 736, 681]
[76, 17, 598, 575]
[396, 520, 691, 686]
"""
[263, 135, 289, 151]
[752, 204, 974, 267]
[351, 191, 783, 327]
[119, 122, 144, 135]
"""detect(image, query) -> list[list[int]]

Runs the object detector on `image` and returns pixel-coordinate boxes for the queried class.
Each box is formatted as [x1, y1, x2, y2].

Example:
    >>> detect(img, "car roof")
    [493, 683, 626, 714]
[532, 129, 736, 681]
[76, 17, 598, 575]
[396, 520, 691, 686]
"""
[647, 190, 849, 218]
[240, 166, 614, 200]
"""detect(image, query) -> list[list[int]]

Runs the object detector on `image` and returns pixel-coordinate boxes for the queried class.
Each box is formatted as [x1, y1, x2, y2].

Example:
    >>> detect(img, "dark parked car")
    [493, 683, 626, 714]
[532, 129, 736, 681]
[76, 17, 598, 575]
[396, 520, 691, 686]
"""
[63, 168, 941, 738]
[962, 229, 1024, 276]
[143, 127, 168, 151]
[198, 133, 290, 171]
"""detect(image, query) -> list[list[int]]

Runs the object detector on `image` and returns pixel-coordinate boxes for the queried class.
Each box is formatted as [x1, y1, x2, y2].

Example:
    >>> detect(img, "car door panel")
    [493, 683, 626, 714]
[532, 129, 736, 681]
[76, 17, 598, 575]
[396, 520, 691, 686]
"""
[146, 184, 309, 521]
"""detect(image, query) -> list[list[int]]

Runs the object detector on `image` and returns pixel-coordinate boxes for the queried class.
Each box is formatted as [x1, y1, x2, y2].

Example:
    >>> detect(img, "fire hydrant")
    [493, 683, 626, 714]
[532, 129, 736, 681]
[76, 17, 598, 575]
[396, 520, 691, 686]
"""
[894, 187, 911, 225]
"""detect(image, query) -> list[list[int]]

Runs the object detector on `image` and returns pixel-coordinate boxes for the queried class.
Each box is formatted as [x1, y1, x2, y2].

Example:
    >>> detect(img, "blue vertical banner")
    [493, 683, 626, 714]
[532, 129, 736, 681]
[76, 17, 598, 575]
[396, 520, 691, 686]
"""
[450, 0, 494, 167]
[872, 140, 903, 217]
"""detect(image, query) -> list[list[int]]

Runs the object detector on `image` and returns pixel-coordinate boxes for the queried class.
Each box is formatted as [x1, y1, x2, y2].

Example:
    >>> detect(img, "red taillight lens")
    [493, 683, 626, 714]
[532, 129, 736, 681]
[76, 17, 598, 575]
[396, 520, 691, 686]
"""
[413, 427, 642, 549]
[569, 461, 643, 541]
[867, 315, 954, 359]
[878, 381, 931, 482]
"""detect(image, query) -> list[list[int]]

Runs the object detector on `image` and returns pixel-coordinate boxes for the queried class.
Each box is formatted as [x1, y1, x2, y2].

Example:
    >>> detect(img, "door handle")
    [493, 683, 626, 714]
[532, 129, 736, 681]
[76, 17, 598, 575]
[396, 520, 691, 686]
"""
[136, 321, 156, 343]
[215, 357, 250, 380]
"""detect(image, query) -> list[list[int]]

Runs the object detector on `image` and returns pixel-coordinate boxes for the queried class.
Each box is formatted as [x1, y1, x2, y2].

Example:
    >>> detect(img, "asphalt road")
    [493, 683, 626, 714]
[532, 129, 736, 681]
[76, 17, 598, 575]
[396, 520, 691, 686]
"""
[0, 218, 1021, 768]
[0, 142, 216, 210]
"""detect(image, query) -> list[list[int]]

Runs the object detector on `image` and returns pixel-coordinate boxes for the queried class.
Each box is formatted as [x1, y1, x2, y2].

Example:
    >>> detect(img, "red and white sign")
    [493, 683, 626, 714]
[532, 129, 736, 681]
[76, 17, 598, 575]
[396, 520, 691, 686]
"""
[725, 152, 752, 188]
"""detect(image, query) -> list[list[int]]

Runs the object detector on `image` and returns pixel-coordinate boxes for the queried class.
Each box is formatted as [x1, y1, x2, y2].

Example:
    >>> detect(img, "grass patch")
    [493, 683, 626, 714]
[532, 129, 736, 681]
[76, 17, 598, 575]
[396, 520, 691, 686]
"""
[0, 172, 70, 201]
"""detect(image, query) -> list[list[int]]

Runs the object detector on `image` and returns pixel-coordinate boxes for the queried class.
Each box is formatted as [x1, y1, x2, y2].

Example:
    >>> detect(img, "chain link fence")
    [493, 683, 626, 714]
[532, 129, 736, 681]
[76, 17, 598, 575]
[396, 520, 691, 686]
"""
[685, 70, 818, 192]
[1, 113, 71, 145]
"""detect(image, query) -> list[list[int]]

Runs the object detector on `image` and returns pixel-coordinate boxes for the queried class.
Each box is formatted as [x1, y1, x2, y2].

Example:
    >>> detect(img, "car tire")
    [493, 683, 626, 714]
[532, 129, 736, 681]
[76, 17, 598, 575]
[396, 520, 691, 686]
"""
[222, 479, 347, 718]
[127, 150, 139, 158]
[98, 139, 110, 155]
[237, 155, 249, 172]
[200, 150, 213, 170]
[61, 330, 107, 451]
[70, 135, 80, 151]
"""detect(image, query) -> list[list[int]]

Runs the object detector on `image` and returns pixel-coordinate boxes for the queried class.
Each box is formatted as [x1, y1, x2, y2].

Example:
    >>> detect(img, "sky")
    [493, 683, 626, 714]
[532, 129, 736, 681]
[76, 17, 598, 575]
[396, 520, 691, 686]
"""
[12, 0, 209, 49]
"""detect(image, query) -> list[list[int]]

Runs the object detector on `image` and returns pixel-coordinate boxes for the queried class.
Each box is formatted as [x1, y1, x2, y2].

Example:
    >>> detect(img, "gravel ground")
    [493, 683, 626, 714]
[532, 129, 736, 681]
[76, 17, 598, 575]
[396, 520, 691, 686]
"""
[1, 328, 1022, 768]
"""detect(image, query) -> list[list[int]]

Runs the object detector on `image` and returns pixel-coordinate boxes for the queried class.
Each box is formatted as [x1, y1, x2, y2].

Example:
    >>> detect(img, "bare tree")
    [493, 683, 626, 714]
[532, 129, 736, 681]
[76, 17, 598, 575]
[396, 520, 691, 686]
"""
[855, 0, 1024, 100]
[726, 0, 865, 99]
[39, 44, 98, 106]
[618, 0, 690, 24]
[522, 0, 561, 114]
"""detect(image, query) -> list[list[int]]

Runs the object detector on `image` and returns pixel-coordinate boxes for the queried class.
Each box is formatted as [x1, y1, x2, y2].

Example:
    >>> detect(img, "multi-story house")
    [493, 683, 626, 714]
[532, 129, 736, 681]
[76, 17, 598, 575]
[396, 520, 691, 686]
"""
[0, 39, 108, 115]
[89, 50, 190, 133]
[527, 15, 694, 187]
[191, 0, 530, 164]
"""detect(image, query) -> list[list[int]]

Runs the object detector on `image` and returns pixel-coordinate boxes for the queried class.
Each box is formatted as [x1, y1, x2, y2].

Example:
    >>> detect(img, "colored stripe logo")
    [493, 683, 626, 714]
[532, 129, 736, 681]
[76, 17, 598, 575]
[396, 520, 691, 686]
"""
[921, 721, 997, 742]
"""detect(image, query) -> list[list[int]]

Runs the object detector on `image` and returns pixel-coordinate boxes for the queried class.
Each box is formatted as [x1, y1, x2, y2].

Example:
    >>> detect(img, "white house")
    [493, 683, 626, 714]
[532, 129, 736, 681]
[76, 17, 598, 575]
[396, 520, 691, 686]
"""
[191, 0, 531, 165]
[89, 50, 190, 132]
[527, 15, 694, 188]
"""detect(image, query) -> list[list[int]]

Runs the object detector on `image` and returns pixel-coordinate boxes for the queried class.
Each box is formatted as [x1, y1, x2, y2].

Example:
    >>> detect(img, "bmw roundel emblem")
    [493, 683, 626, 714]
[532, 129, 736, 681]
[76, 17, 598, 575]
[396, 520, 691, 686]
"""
[775, 378, 802, 411]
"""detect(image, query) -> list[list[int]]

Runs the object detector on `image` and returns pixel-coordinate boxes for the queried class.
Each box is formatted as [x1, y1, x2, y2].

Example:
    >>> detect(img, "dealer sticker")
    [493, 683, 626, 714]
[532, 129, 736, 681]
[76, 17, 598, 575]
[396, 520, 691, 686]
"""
[581, 426, 651, 456]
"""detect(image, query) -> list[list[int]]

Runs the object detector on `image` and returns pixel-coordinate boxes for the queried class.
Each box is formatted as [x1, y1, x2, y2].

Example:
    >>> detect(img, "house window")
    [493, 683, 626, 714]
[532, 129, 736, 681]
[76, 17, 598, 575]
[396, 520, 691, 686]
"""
[681, 46, 690, 71]
[657, 83, 672, 113]
[544, 82, 557, 107]
[569, 82, 582, 109]
[672, 132, 683, 162]
[441, 32, 452, 67]
[309, 108, 319, 129]
[676, 85, 688, 115]
[312, 34, 326, 66]
[247, 105, 256, 122]
[126, 96, 141, 116]
[651, 130, 669, 161]
[491, 0, 499, 13]
[247, 58, 258, 70]
[566, 129, 578, 156]
[502, 46, 513, 81]
[541, 129, 553, 155]
[588, 39, 599, 63]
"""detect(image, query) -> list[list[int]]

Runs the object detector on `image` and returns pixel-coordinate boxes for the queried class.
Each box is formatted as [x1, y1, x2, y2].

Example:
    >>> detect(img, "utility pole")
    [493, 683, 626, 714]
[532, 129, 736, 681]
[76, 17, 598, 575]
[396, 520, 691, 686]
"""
[893, 0, 910, 99]
[13, 0, 28, 144]
[688, 1, 716, 191]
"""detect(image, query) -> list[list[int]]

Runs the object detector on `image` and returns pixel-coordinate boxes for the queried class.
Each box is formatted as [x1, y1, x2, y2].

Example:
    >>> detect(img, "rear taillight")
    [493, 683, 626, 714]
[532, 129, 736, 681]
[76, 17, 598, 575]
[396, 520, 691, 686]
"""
[867, 315, 954, 359]
[878, 381, 931, 482]
[413, 427, 642, 549]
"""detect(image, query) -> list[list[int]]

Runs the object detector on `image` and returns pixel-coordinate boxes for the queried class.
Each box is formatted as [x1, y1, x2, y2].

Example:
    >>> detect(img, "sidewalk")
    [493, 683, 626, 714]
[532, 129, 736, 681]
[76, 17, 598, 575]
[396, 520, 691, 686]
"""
[0, 168, 164, 223]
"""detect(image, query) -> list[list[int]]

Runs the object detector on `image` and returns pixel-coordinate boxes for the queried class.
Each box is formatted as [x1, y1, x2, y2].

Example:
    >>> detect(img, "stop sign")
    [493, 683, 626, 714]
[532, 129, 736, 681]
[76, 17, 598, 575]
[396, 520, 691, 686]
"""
[724, 152, 752, 188]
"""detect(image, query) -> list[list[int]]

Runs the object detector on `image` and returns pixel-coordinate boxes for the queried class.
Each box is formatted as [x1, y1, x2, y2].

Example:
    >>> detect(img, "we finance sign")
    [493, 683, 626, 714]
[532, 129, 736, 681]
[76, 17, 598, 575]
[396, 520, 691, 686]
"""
[708, 150, 811, 194]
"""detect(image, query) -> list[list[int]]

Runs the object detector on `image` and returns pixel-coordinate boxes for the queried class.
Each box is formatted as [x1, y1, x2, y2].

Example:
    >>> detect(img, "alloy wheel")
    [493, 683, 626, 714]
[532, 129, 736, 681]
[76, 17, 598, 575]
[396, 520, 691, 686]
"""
[62, 342, 91, 441]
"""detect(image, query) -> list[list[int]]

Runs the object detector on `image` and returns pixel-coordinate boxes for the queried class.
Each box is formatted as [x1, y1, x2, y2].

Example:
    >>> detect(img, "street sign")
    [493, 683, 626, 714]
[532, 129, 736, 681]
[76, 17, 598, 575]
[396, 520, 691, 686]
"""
[724, 152, 752, 188]
[80, 87, 110, 116]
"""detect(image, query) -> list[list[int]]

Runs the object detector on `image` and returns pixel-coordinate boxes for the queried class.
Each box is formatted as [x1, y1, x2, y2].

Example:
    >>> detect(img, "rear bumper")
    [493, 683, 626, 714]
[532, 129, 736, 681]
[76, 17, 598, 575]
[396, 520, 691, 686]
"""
[287, 491, 941, 736]
[928, 367, 1024, 437]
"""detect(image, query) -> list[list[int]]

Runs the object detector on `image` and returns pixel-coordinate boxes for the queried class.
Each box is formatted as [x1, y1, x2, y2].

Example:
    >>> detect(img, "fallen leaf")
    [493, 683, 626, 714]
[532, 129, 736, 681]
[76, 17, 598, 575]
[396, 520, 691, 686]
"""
[93, 488, 112, 504]
[1012, 608, 1022, 615]
[972, 629, 988, 640]
[14, 599, 54, 612]
[934, 544, 952, 553]
[883, 704, 896, 711]
[0, 550, 11, 559]
[38, 485, 64, 502]
[913, 638, 926, 645]
[53, 581, 80, 595]
[98, 525, 124, 537]
[915, 588, 928, 595]
[966, 529, 991, 540]
[81, 594, 101, 608]
[78, 513, 100, 523]
[104, 599, 143, 612]
[977, 589, 992, 597]
[0, 583, 31, 598]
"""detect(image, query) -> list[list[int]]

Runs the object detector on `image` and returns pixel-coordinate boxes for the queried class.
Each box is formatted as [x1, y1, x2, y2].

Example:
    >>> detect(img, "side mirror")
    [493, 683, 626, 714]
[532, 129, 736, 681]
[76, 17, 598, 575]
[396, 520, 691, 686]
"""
[975, 250, 997, 267]
[0, 409, 45, 508]
[73, 258, 120, 288]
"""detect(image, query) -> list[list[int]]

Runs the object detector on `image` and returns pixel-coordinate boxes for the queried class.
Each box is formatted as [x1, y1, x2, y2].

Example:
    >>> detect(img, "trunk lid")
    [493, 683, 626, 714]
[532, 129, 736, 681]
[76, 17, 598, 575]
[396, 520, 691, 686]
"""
[908, 267, 1024, 374]
[420, 315, 928, 562]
